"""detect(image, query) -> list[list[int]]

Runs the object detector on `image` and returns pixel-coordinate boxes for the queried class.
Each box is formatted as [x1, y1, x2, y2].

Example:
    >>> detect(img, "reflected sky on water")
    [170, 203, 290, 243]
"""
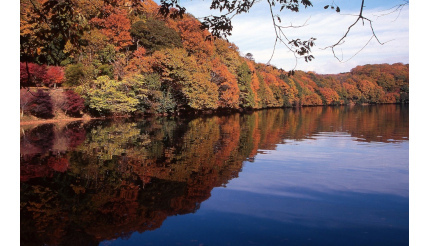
[21, 105, 408, 246]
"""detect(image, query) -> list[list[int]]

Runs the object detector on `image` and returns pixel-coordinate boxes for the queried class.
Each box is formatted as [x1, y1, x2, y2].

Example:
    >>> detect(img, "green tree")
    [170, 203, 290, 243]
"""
[130, 19, 183, 53]
[151, 48, 218, 110]
[236, 62, 256, 108]
[64, 63, 94, 86]
[136, 73, 177, 114]
[97, 64, 114, 79]
[84, 76, 140, 115]
[256, 72, 277, 108]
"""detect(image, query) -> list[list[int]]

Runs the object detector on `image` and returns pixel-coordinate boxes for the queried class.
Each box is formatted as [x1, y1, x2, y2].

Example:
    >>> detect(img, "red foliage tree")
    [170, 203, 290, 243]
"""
[61, 90, 85, 117]
[47, 156, 69, 173]
[45, 66, 65, 88]
[20, 62, 47, 87]
[20, 63, 31, 86]
[29, 89, 54, 119]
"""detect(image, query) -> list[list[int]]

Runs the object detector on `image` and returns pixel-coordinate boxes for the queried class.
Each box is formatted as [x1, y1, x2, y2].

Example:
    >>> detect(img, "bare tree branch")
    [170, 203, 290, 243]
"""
[321, 0, 406, 62]
[373, 0, 409, 21]
[158, 0, 407, 70]
[266, 0, 316, 70]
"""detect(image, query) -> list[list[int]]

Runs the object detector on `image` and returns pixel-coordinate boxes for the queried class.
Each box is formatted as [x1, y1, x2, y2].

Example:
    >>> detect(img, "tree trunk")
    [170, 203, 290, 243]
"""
[25, 61, 32, 86]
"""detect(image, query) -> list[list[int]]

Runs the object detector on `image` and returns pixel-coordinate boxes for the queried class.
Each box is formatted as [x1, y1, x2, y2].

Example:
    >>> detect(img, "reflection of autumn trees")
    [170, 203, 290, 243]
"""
[21, 105, 408, 244]
[21, 183, 70, 246]
[20, 122, 86, 182]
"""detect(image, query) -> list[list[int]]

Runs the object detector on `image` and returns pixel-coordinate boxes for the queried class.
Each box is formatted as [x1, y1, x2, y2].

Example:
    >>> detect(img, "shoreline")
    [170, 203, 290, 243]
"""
[20, 117, 93, 126]
[20, 103, 408, 126]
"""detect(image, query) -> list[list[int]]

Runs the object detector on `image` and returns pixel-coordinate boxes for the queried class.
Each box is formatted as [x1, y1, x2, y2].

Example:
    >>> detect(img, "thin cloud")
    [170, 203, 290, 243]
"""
[228, 5, 409, 73]
[162, 0, 408, 74]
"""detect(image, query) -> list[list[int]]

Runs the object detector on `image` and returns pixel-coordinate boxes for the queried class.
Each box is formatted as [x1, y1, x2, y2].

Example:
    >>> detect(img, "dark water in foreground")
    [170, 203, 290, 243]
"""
[20, 105, 409, 246]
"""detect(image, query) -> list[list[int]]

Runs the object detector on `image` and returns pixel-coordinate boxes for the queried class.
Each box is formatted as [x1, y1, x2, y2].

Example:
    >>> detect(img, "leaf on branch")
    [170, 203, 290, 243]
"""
[304, 55, 314, 62]
[336, 7, 340, 12]
[288, 70, 295, 77]
[159, 0, 186, 19]
[301, 0, 313, 8]
[324, 5, 329, 9]
[201, 15, 233, 39]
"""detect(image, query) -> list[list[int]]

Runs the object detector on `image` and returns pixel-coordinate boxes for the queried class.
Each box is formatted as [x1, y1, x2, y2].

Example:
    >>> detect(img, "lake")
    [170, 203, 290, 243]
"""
[20, 104, 409, 246]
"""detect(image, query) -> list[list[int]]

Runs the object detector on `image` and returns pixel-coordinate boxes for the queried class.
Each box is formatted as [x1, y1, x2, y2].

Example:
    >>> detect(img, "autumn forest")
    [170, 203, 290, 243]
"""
[20, 0, 409, 120]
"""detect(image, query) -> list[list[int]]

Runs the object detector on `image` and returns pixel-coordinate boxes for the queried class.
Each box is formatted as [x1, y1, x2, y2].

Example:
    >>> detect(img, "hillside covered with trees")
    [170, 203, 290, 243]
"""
[20, 0, 409, 120]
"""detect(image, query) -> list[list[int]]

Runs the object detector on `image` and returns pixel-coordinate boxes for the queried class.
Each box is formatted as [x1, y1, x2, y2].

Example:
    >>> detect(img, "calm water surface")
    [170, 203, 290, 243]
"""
[20, 105, 409, 245]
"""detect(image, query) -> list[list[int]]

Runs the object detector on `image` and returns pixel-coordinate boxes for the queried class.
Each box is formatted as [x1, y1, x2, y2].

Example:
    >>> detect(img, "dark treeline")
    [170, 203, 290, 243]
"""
[20, 0, 408, 119]
[20, 105, 408, 245]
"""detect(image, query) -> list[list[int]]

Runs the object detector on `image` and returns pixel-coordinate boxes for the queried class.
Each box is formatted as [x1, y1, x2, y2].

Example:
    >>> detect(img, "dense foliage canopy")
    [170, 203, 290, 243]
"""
[20, 0, 408, 119]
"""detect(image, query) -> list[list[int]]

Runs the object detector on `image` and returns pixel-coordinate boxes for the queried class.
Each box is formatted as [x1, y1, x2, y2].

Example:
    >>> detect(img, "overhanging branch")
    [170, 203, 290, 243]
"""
[321, 0, 403, 62]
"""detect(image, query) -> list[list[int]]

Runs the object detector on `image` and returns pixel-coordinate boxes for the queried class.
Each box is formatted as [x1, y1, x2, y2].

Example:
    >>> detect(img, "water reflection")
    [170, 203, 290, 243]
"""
[20, 104, 408, 245]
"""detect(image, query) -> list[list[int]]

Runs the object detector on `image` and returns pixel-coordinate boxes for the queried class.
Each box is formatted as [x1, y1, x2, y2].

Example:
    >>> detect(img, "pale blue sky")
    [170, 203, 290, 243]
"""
[158, 0, 409, 74]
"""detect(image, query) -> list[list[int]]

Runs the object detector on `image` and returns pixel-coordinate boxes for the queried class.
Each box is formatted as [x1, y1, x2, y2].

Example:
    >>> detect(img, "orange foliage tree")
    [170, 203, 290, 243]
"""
[174, 15, 214, 61]
[318, 87, 340, 105]
[90, 6, 132, 51]
[342, 82, 362, 102]
[126, 47, 151, 74]
[356, 79, 384, 103]
[245, 60, 262, 108]
[210, 58, 240, 109]
[45, 66, 65, 88]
